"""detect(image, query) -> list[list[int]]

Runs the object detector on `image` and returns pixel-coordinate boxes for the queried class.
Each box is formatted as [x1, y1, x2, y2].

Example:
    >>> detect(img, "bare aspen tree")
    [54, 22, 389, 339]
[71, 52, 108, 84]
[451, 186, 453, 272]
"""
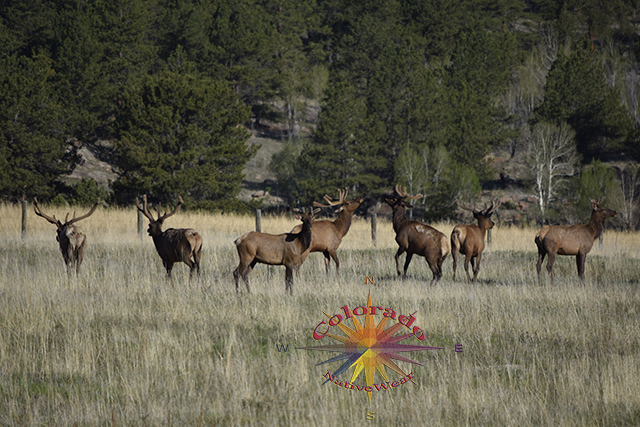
[617, 164, 640, 230]
[526, 121, 580, 222]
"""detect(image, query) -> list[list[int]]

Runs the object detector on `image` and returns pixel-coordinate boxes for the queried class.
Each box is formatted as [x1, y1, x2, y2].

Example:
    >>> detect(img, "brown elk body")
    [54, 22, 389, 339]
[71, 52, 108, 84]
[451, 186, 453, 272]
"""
[451, 200, 501, 284]
[290, 189, 363, 277]
[535, 198, 616, 285]
[383, 186, 450, 285]
[234, 208, 320, 295]
[33, 198, 100, 276]
[136, 195, 202, 281]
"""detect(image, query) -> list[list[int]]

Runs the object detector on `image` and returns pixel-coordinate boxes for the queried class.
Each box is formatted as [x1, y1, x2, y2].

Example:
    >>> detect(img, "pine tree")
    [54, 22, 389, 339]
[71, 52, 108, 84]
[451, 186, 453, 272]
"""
[0, 54, 77, 200]
[111, 66, 256, 208]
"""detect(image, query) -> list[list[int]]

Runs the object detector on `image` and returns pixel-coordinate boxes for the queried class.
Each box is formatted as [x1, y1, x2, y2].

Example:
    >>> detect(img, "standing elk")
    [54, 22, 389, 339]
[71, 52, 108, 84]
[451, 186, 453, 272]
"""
[383, 186, 450, 285]
[33, 197, 100, 277]
[290, 188, 363, 277]
[234, 208, 320, 295]
[136, 195, 202, 281]
[535, 197, 616, 285]
[451, 200, 501, 284]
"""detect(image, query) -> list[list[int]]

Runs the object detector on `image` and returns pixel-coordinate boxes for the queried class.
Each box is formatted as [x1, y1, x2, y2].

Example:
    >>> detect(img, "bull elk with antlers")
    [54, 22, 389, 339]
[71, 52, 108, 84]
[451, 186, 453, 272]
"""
[451, 200, 501, 284]
[535, 197, 616, 285]
[33, 197, 100, 276]
[136, 195, 202, 281]
[234, 208, 320, 295]
[290, 188, 363, 277]
[383, 186, 449, 285]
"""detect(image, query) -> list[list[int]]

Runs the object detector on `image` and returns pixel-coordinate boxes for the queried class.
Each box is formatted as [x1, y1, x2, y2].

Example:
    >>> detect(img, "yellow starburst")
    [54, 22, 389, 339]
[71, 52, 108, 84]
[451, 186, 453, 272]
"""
[299, 291, 443, 404]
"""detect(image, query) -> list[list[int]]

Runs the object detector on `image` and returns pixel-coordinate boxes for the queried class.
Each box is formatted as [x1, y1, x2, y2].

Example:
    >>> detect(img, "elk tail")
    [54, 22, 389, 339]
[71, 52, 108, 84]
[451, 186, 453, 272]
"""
[451, 227, 463, 255]
[234, 231, 252, 247]
[534, 227, 549, 251]
[441, 237, 451, 258]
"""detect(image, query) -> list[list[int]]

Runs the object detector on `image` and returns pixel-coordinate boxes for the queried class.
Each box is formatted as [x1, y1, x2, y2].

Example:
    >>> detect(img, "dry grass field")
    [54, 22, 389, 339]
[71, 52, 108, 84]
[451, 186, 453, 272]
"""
[0, 203, 639, 426]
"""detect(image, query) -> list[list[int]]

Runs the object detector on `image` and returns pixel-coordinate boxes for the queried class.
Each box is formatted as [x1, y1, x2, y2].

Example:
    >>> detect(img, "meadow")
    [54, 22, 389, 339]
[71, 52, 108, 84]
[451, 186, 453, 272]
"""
[0, 203, 639, 426]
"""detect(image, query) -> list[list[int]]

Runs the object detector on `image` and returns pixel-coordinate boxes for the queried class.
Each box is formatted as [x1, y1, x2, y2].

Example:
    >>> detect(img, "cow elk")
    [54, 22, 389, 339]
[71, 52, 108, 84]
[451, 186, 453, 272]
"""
[535, 197, 616, 285]
[234, 208, 320, 295]
[451, 200, 501, 284]
[33, 197, 100, 277]
[291, 188, 363, 277]
[383, 186, 450, 285]
[136, 195, 202, 281]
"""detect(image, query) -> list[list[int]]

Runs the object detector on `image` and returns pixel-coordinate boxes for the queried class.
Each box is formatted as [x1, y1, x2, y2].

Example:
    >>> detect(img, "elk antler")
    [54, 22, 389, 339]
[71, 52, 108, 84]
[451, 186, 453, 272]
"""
[482, 199, 501, 216]
[33, 198, 62, 227]
[136, 194, 156, 222]
[66, 199, 100, 226]
[394, 185, 423, 199]
[456, 200, 477, 213]
[158, 196, 183, 221]
[314, 188, 349, 208]
[590, 196, 605, 207]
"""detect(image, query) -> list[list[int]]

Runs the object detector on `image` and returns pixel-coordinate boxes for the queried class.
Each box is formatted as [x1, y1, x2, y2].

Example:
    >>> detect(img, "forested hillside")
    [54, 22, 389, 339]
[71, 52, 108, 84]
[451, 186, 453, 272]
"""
[1, 0, 639, 227]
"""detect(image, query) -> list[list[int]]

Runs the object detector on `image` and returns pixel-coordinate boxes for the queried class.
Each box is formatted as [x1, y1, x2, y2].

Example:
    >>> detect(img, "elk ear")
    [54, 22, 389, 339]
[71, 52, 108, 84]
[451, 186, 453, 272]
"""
[590, 198, 604, 210]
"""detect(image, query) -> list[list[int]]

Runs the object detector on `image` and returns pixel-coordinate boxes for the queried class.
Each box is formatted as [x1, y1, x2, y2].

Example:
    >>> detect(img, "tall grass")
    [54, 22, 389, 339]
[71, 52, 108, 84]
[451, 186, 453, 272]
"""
[0, 203, 639, 425]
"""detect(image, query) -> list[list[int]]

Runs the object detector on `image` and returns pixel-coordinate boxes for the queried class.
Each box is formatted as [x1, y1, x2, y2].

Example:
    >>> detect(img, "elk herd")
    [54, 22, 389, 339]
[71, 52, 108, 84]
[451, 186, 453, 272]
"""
[30, 189, 618, 293]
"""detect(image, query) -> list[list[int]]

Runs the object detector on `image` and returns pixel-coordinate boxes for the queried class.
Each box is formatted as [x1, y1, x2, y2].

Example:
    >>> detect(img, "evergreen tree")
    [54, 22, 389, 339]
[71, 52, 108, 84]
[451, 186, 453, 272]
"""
[111, 66, 256, 208]
[53, 0, 157, 144]
[0, 54, 77, 200]
[536, 47, 633, 160]
[293, 79, 390, 202]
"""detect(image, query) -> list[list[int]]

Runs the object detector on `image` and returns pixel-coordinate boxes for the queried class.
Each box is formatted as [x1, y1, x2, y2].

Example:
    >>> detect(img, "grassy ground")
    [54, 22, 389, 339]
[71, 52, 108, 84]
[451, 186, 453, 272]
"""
[0, 204, 639, 426]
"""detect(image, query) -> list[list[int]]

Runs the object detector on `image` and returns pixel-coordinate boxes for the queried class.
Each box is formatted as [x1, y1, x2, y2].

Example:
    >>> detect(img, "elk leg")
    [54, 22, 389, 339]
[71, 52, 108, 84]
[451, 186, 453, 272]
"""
[194, 247, 202, 278]
[546, 252, 556, 286]
[328, 250, 340, 277]
[182, 255, 196, 283]
[473, 253, 482, 284]
[452, 251, 458, 281]
[435, 256, 445, 283]
[322, 251, 331, 275]
[234, 260, 251, 293]
[536, 251, 546, 285]
[395, 247, 405, 277]
[76, 247, 84, 276]
[243, 259, 258, 293]
[285, 266, 293, 295]
[164, 261, 174, 280]
[233, 266, 241, 293]
[463, 254, 473, 283]
[576, 252, 586, 285]
[427, 259, 440, 286]
[403, 253, 413, 278]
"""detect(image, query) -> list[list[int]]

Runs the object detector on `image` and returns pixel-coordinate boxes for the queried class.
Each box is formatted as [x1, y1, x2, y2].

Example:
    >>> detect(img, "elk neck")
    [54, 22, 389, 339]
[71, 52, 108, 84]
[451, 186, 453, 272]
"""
[391, 205, 410, 233]
[333, 209, 354, 237]
[297, 220, 313, 249]
[586, 210, 607, 240]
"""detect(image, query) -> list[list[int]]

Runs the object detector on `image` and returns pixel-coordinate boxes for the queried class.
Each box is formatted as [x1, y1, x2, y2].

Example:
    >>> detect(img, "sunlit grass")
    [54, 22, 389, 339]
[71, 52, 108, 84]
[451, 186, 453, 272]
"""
[0, 203, 639, 425]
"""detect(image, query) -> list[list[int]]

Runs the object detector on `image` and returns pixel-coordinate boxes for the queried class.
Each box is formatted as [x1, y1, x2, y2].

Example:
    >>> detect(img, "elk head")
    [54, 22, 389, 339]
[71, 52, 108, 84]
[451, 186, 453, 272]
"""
[456, 200, 501, 231]
[33, 197, 100, 276]
[383, 185, 423, 224]
[135, 194, 182, 237]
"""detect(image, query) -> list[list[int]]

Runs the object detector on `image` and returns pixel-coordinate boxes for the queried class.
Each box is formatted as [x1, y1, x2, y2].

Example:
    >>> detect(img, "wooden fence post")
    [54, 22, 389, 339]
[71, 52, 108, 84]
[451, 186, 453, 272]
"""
[371, 213, 377, 247]
[21, 196, 27, 240]
[255, 209, 262, 232]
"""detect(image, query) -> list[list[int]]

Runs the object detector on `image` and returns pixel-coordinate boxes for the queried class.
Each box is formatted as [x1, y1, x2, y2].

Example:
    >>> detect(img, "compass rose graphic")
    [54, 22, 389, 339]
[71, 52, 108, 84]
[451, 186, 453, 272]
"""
[298, 292, 443, 404]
